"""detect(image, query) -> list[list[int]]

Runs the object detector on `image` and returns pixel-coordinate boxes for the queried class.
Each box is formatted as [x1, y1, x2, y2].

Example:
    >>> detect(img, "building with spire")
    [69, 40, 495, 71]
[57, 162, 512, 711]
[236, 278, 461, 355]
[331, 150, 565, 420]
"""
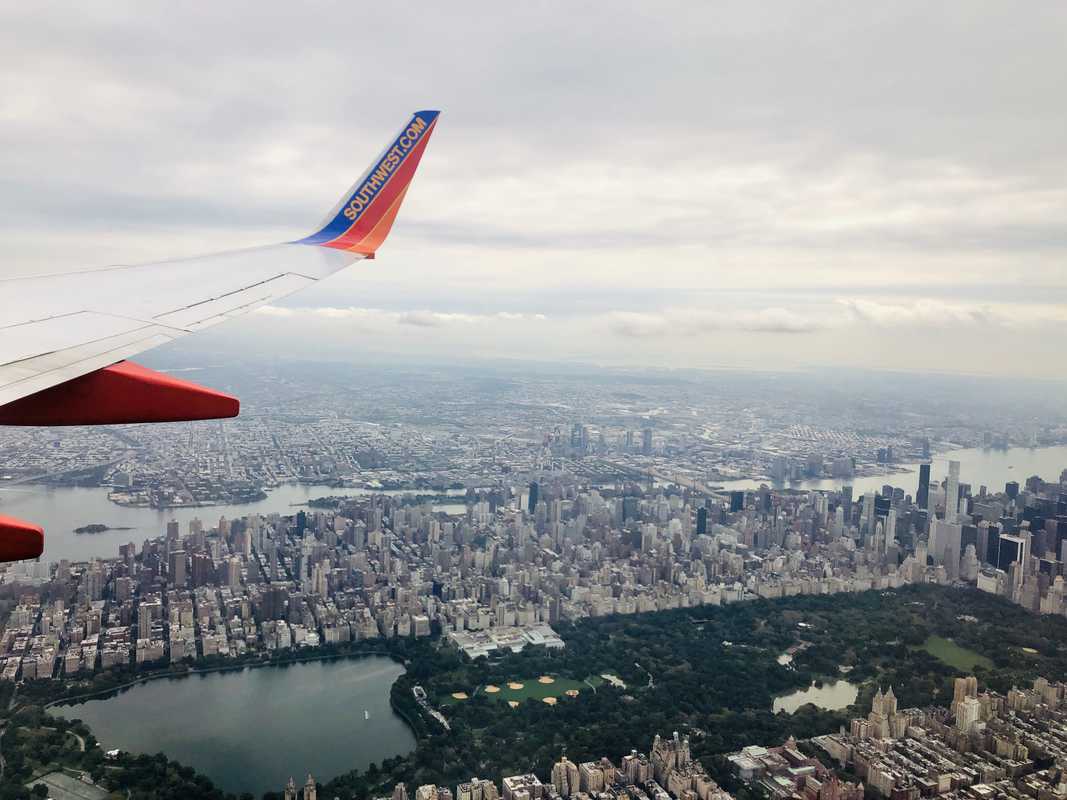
[950, 675, 978, 716]
[852, 686, 911, 739]
[551, 756, 580, 798]
[651, 731, 691, 786]
[283, 775, 317, 800]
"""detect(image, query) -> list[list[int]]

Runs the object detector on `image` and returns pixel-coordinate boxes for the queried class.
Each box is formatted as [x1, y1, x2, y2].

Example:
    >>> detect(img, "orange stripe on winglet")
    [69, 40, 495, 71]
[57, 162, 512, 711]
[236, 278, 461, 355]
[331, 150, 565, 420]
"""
[323, 120, 435, 251]
[345, 185, 412, 255]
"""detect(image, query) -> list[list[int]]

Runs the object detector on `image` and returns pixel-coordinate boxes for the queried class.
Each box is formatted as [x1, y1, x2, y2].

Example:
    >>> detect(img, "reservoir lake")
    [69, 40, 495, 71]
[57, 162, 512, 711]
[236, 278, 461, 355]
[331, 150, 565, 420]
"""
[773, 680, 859, 714]
[51, 656, 416, 797]
[23, 445, 1067, 792]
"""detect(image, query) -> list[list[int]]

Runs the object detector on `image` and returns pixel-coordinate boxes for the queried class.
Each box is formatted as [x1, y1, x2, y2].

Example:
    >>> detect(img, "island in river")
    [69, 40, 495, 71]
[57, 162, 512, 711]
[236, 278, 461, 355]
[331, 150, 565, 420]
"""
[73, 523, 134, 535]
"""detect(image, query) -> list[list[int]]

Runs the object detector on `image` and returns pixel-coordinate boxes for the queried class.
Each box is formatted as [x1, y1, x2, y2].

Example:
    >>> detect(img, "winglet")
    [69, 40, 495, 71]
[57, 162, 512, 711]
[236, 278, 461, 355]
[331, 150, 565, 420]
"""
[296, 110, 439, 255]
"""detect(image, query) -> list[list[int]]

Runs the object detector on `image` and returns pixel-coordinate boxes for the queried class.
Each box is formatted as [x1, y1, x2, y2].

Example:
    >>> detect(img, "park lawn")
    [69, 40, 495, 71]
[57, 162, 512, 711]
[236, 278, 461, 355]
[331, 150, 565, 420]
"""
[487, 676, 587, 702]
[915, 635, 993, 672]
[441, 675, 605, 706]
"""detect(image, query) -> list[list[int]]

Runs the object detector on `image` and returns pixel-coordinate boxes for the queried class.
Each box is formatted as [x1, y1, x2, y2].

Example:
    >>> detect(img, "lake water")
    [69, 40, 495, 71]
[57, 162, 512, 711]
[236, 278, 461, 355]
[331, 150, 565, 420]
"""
[51, 656, 415, 797]
[0, 482, 468, 565]
[772, 679, 859, 714]
[718, 444, 1067, 496]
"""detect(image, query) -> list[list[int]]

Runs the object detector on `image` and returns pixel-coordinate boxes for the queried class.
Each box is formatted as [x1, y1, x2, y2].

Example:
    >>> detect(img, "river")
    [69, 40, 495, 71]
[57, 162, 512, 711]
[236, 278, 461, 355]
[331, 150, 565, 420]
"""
[0, 483, 467, 565]
[51, 655, 416, 797]
[6, 445, 1067, 566]
[717, 443, 1067, 495]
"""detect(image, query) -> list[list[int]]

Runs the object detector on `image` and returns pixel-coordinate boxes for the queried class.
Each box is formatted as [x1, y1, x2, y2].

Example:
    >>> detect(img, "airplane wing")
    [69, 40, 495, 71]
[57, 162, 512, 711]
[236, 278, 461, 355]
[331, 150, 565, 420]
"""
[0, 109, 440, 560]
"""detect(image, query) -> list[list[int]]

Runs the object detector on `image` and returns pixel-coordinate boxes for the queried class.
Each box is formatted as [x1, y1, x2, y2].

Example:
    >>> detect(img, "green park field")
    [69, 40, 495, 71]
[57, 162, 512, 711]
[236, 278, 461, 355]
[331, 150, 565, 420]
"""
[440, 674, 605, 706]
[915, 635, 993, 672]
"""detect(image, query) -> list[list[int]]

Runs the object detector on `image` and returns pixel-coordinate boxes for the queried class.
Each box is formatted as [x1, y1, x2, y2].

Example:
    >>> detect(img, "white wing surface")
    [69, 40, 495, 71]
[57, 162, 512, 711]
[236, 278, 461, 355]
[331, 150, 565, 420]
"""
[0, 109, 440, 561]
[0, 109, 440, 410]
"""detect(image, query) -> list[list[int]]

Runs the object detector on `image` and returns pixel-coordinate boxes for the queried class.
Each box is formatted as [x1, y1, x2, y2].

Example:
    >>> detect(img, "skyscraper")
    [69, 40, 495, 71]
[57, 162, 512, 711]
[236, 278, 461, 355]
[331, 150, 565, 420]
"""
[570, 423, 588, 453]
[770, 456, 789, 482]
[997, 533, 1028, 573]
[552, 757, 580, 798]
[696, 506, 708, 536]
[641, 428, 653, 455]
[945, 460, 961, 522]
[528, 481, 540, 514]
[985, 524, 1001, 566]
[168, 549, 186, 587]
[841, 486, 853, 526]
[862, 491, 876, 535]
[138, 610, 151, 640]
[190, 552, 213, 587]
[917, 463, 931, 510]
[885, 508, 898, 553]
[929, 520, 962, 578]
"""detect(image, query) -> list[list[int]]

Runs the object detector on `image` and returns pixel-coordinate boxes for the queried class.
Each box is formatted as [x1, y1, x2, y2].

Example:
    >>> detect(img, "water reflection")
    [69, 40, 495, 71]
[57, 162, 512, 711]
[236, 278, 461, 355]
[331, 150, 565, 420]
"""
[0, 483, 470, 564]
[773, 680, 858, 713]
[52, 656, 414, 796]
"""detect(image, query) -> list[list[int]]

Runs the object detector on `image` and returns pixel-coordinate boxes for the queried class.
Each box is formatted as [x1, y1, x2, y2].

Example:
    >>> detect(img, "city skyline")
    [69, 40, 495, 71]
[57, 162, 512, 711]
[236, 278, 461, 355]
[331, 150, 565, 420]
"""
[6, 432, 1067, 796]
[3, 353, 1067, 797]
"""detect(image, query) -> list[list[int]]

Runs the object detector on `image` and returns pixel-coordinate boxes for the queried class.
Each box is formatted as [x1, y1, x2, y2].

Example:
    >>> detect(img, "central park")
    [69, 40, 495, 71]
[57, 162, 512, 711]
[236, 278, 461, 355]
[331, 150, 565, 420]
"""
[4, 583, 1067, 799]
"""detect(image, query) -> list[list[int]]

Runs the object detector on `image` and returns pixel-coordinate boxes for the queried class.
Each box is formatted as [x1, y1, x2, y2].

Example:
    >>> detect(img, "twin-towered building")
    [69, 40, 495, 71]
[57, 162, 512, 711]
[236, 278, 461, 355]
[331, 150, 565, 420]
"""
[298, 732, 736, 800]
[730, 675, 1067, 800]
[812, 675, 1067, 799]
[283, 773, 317, 800]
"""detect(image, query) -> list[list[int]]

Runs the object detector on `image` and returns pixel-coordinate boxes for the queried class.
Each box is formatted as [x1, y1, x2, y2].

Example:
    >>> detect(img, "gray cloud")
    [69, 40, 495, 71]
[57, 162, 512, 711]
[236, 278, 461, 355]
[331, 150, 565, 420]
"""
[605, 298, 1067, 341]
[396, 310, 476, 328]
[607, 308, 825, 338]
[2, 3, 1067, 375]
[836, 298, 1067, 328]
[257, 306, 544, 330]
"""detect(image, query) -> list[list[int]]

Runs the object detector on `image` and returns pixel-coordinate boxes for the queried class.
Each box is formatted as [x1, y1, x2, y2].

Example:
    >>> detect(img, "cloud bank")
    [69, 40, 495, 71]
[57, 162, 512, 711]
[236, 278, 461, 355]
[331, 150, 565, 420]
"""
[3, 3, 1067, 376]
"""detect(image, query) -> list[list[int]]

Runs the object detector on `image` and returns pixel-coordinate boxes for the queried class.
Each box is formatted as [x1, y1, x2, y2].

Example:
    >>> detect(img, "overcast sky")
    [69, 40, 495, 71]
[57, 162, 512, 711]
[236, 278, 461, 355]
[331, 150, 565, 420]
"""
[2, 3, 1066, 377]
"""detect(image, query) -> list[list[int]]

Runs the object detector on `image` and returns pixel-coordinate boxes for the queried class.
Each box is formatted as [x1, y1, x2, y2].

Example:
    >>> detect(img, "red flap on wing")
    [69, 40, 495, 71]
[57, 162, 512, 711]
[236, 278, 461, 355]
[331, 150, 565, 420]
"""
[0, 516, 44, 562]
[0, 360, 239, 426]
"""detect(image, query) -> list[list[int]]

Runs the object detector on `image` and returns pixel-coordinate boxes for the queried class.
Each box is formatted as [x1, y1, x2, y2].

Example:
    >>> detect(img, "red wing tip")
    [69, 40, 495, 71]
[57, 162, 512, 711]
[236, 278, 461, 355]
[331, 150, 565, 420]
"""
[218, 396, 240, 418]
[0, 360, 242, 426]
[0, 516, 44, 562]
